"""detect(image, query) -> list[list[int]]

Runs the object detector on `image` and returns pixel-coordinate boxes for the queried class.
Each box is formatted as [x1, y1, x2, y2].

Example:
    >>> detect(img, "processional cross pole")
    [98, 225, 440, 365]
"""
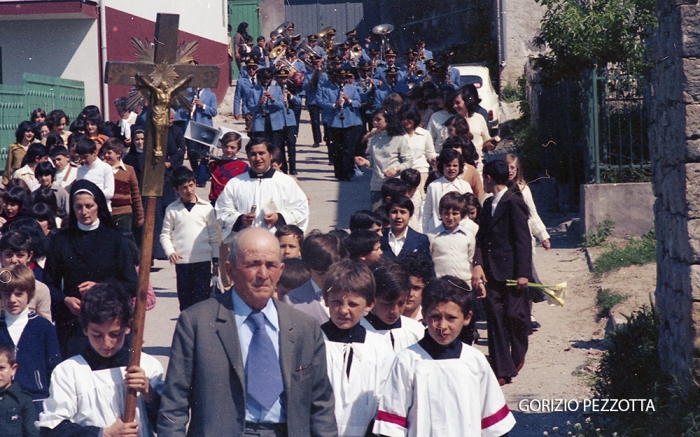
[103, 13, 219, 422]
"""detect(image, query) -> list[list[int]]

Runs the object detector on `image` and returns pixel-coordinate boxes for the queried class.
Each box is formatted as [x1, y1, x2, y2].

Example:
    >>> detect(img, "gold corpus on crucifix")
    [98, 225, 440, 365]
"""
[133, 68, 193, 160]
[103, 13, 219, 425]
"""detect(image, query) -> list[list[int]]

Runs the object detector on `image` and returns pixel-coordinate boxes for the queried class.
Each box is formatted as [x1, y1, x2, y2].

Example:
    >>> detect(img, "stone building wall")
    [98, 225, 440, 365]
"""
[651, 0, 700, 386]
[499, 0, 545, 88]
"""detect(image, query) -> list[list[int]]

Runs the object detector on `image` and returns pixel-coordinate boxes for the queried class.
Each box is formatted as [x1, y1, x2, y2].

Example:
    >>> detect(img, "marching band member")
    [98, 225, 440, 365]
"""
[274, 68, 302, 175]
[233, 58, 259, 125]
[308, 34, 327, 59]
[244, 68, 285, 149]
[402, 49, 424, 87]
[373, 67, 409, 110]
[304, 54, 327, 149]
[357, 63, 377, 132]
[415, 38, 433, 62]
[320, 69, 364, 181]
[374, 48, 403, 83]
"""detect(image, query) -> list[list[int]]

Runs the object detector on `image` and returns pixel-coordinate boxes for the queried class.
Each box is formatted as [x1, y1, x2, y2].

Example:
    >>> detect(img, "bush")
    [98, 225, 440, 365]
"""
[595, 304, 662, 401]
[592, 302, 700, 436]
[501, 77, 526, 103]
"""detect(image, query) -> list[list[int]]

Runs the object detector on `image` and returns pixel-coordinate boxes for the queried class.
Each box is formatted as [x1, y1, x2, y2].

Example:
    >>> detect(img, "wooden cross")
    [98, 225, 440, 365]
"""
[103, 13, 219, 424]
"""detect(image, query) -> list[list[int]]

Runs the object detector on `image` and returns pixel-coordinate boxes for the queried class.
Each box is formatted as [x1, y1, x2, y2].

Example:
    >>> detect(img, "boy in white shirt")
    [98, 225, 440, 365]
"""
[427, 192, 476, 284]
[374, 276, 515, 437]
[321, 259, 393, 437]
[160, 167, 219, 311]
[361, 259, 425, 353]
[75, 138, 114, 207]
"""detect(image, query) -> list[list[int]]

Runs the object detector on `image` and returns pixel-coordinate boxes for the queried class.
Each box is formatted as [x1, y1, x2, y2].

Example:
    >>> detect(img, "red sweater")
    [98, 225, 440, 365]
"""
[209, 158, 249, 202]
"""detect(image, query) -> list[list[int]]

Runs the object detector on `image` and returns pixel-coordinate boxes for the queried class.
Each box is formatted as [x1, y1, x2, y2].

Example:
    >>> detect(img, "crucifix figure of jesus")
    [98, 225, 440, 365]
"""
[133, 71, 193, 159]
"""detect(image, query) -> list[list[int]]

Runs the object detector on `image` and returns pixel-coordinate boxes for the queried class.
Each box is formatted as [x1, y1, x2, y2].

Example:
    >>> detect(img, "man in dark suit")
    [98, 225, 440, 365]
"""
[471, 160, 532, 386]
[380, 195, 431, 262]
[158, 228, 337, 437]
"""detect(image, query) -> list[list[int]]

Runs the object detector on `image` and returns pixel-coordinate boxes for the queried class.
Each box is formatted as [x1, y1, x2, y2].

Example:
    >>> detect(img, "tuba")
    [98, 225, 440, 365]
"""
[271, 21, 294, 46]
[317, 26, 336, 57]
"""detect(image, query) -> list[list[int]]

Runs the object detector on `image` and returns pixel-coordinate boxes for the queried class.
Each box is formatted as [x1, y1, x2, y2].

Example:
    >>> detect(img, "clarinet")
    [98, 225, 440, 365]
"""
[338, 84, 345, 121]
[190, 89, 201, 118]
[284, 84, 291, 114]
[261, 85, 270, 118]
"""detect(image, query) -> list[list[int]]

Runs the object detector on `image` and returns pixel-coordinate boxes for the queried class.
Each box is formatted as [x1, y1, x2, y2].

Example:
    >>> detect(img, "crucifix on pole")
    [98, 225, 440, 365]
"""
[103, 13, 219, 422]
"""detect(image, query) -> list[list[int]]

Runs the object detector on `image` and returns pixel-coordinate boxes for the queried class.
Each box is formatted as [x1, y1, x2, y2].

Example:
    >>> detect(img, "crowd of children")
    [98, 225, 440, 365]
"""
[0, 83, 555, 435]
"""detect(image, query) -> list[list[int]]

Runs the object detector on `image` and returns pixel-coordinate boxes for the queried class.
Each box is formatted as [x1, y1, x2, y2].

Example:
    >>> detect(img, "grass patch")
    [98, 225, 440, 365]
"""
[573, 357, 600, 388]
[582, 220, 615, 248]
[596, 288, 629, 313]
[593, 229, 656, 276]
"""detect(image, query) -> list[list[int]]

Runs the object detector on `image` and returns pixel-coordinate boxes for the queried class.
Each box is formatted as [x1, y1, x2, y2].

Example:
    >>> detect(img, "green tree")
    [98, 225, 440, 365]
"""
[533, 0, 657, 81]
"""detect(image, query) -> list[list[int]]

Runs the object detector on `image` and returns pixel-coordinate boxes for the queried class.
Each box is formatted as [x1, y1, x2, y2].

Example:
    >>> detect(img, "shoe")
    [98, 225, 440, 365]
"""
[531, 320, 541, 330]
[312, 142, 320, 148]
[196, 182, 206, 188]
[290, 171, 298, 175]
[497, 377, 509, 386]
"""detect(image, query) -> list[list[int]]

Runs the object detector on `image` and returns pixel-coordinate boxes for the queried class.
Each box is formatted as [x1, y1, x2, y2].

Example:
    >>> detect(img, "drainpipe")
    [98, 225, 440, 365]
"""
[98, 0, 109, 118]
[498, 0, 507, 69]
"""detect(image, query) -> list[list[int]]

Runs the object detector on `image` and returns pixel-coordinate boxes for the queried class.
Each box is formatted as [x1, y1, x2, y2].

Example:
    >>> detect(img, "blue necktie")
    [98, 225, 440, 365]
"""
[246, 311, 283, 411]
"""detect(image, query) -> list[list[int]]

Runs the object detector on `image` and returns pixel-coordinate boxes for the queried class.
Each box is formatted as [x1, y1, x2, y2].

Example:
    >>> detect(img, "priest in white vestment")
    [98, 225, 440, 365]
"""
[216, 138, 309, 244]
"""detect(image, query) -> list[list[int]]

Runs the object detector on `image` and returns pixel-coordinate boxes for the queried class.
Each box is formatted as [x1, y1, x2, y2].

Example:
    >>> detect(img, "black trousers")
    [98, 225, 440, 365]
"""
[307, 104, 323, 144]
[329, 125, 364, 180]
[280, 125, 299, 173]
[175, 261, 211, 311]
[483, 279, 531, 379]
[253, 127, 283, 151]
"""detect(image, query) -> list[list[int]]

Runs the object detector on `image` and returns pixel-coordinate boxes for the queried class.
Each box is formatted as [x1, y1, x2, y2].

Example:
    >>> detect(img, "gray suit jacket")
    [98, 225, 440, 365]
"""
[158, 289, 337, 437]
[283, 279, 330, 325]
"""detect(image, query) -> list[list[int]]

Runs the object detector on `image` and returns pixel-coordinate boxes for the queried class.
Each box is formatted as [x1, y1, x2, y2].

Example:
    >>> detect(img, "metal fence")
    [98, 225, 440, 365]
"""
[582, 68, 650, 184]
[0, 73, 84, 172]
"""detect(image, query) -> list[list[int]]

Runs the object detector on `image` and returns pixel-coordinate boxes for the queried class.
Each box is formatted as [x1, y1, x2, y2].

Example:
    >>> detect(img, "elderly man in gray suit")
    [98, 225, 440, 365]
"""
[158, 227, 337, 437]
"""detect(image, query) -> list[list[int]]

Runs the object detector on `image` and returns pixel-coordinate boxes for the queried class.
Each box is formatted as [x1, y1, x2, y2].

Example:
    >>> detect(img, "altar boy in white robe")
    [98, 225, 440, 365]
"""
[37, 284, 163, 437]
[320, 259, 393, 437]
[373, 276, 515, 437]
[360, 259, 425, 354]
[215, 138, 309, 244]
